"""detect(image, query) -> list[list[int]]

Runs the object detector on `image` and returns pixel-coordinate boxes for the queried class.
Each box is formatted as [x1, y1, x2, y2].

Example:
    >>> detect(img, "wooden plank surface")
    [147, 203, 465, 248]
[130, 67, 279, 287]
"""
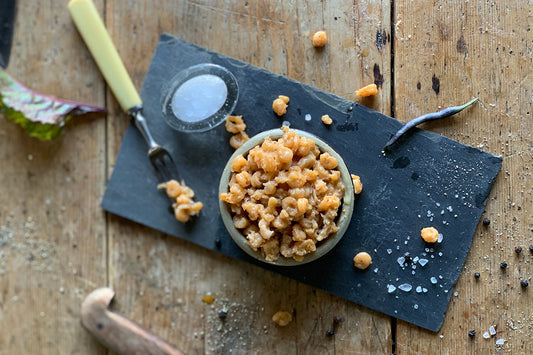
[0, 0, 107, 354]
[1, 0, 531, 354]
[394, 1, 532, 354]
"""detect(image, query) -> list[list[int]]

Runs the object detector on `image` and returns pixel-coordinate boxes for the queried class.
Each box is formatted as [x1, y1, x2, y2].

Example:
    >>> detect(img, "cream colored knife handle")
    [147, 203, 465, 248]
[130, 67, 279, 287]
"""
[68, 0, 142, 112]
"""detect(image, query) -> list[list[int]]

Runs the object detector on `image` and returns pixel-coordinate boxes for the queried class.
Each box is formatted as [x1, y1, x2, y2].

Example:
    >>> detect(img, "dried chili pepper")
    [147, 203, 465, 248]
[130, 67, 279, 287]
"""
[384, 98, 478, 150]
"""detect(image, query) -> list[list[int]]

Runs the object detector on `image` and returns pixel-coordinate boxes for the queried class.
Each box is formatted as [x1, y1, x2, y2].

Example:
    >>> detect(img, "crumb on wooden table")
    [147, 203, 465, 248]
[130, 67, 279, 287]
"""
[355, 83, 378, 97]
[312, 30, 328, 48]
[202, 293, 215, 304]
[272, 311, 293, 326]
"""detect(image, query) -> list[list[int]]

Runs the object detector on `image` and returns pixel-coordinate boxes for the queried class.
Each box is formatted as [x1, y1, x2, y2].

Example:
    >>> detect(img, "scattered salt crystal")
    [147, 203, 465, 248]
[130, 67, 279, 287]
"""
[495, 339, 505, 345]
[438, 252, 443, 257]
[387, 285, 397, 293]
[397, 256, 405, 266]
[423, 288, 428, 293]
[411, 265, 416, 270]
[425, 248, 430, 252]
[404, 240, 408, 245]
[304, 114, 312, 121]
[489, 325, 496, 335]
[437, 234, 443, 243]
[447, 206, 453, 212]
[394, 310, 398, 314]
[439, 334, 444, 339]
[398, 283, 412, 292]
[441, 210, 445, 215]
[373, 268, 379, 273]
[387, 249, 393, 254]
[439, 275, 443, 279]
[418, 259, 429, 267]
[444, 289, 449, 293]
[430, 277, 438, 284]
[413, 256, 419, 263]
[453, 291, 458, 297]
[396, 245, 400, 250]
[282, 120, 291, 127]
[436, 202, 441, 207]
[483, 332, 490, 339]
[412, 271, 416, 275]
[431, 255, 435, 258]
[416, 286, 422, 293]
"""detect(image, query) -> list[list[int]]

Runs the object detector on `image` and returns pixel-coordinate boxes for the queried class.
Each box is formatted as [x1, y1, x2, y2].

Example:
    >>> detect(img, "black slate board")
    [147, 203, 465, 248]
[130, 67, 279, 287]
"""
[102, 34, 502, 332]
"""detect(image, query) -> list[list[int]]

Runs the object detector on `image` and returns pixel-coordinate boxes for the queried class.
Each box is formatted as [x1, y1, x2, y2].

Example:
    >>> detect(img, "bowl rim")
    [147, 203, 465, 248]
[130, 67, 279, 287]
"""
[218, 127, 355, 266]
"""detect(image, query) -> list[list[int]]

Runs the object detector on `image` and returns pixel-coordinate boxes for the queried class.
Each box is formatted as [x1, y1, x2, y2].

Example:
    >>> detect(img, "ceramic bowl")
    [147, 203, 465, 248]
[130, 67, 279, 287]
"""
[218, 128, 355, 266]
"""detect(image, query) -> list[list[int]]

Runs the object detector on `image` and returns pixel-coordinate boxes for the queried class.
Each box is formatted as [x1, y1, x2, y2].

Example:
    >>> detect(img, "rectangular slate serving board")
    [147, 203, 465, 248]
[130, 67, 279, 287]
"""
[102, 34, 502, 332]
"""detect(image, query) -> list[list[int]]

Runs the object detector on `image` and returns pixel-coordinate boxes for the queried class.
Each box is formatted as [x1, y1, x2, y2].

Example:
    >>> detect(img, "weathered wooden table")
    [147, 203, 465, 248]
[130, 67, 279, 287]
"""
[1, 1, 531, 354]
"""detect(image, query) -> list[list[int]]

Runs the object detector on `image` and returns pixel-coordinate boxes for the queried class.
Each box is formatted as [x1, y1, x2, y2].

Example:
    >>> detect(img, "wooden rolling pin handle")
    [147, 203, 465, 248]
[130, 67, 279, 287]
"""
[81, 287, 183, 355]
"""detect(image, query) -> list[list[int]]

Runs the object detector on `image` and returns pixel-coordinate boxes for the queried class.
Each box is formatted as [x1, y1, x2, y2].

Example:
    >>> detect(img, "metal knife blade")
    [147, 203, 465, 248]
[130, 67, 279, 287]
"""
[0, 0, 17, 69]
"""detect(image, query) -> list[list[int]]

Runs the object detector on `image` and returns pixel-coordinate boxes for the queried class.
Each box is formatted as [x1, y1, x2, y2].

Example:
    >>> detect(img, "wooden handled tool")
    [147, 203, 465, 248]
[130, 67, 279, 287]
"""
[81, 287, 183, 355]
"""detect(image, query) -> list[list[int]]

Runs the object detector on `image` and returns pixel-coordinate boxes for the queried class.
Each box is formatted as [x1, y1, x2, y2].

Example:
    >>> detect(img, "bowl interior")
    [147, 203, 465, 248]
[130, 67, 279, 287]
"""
[218, 128, 355, 266]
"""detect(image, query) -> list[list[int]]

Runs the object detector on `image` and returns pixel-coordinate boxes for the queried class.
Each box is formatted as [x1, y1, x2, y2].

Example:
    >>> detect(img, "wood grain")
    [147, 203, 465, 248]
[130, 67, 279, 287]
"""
[394, 0, 532, 354]
[0, 0, 107, 354]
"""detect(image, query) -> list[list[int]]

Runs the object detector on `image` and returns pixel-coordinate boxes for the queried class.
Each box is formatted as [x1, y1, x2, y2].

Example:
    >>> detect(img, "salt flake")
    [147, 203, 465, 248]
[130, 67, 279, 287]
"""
[418, 259, 429, 267]
[397, 256, 405, 267]
[387, 285, 397, 293]
[430, 277, 438, 284]
[398, 283, 412, 292]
